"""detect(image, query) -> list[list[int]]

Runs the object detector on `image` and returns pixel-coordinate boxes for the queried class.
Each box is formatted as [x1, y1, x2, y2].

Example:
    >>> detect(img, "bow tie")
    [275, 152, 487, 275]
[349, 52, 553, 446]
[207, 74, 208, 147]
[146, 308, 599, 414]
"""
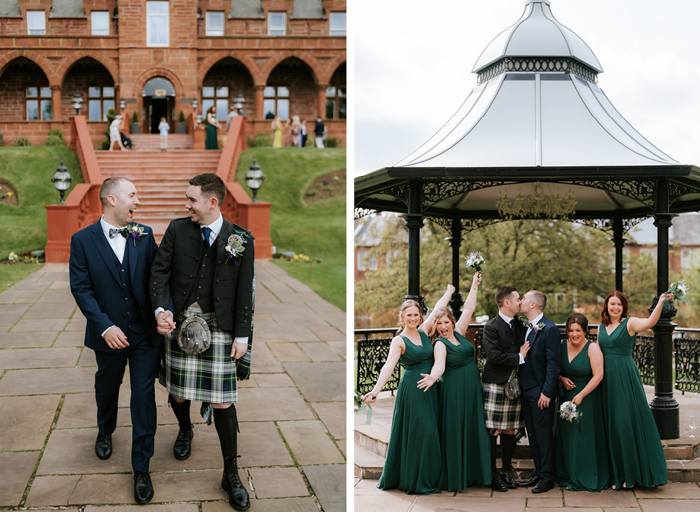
[525, 321, 534, 330]
[109, 227, 128, 239]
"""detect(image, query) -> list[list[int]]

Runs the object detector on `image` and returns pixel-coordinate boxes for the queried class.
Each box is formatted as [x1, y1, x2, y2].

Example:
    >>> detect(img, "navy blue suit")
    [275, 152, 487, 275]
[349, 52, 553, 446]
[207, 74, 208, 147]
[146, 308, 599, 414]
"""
[519, 315, 561, 481]
[69, 220, 161, 473]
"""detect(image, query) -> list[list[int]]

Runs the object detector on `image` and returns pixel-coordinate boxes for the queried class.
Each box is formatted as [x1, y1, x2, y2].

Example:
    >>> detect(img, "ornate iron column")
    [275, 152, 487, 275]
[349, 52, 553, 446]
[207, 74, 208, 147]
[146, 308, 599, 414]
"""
[448, 218, 464, 319]
[402, 181, 426, 312]
[611, 218, 626, 293]
[650, 178, 679, 439]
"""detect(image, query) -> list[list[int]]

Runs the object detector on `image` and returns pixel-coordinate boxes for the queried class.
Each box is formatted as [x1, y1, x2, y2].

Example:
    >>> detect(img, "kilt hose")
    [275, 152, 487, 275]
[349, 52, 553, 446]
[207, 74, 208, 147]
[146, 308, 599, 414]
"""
[164, 310, 239, 404]
[482, 382, 524, 430]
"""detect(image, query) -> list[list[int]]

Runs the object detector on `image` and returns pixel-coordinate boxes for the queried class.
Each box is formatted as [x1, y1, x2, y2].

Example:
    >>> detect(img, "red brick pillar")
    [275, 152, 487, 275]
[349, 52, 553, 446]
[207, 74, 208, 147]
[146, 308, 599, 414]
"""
[317, 85, 327, 118]
[255, 85, 264, 119]
[51, 85, 62, 122]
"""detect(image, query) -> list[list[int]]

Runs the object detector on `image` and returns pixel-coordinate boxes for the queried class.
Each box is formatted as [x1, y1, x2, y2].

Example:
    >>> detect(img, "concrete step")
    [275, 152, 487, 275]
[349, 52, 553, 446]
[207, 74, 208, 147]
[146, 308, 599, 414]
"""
[354, 446, 384, 480]
[128, 134, 194, 150]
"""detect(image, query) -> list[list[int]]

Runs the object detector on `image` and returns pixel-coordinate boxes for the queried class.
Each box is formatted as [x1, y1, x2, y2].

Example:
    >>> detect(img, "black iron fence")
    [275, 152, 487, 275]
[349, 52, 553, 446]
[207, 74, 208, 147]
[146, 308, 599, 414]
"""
[355, 325, 700, 395]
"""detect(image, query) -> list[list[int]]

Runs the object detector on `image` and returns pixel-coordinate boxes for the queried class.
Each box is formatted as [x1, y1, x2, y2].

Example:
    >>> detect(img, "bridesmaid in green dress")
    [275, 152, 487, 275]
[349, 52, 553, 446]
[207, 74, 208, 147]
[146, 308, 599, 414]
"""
[418, 272, 492, 491]
[598, 290, 672, 489]
[362, 298, 443, 495]
[205, 106, 220, 149]
[555, 313, 609, 491]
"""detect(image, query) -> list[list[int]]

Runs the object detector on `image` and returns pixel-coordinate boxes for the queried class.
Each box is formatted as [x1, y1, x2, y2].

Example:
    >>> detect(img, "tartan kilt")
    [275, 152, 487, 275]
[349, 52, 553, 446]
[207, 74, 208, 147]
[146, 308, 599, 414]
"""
[482, 382, 524, 430]
[164, 311, 238, 404]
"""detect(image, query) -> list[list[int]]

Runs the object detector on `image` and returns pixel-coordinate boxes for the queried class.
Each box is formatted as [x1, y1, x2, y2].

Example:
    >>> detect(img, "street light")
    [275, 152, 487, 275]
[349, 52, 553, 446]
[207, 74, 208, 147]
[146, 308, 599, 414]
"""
[51, 158, 73, 205]
[245, 157, 265, 203]
[233, 93, 245, 115]
[119, 98, 126, 112]
[192, 98, 198, 111]
[71, 93, 83, 115]
[195, 112, 203, 126]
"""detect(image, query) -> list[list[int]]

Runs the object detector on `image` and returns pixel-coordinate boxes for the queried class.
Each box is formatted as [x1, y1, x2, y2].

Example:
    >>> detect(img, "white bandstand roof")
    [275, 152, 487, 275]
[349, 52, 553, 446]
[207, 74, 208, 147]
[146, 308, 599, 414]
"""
[396, 0, 677, 169]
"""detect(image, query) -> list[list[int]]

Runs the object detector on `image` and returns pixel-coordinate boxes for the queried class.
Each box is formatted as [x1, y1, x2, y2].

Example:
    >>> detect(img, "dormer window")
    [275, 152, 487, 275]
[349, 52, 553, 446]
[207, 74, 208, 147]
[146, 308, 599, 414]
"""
[268, 12, 286, 36]
[329, 12, 346, 36]
[27, 11, 46, 35]
[206, 12, 224, 36]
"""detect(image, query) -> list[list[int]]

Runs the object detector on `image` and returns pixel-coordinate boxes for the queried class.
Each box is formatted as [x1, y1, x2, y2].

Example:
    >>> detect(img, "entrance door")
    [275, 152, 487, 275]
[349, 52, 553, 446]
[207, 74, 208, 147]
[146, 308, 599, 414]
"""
[142, 77, 176, 134]
[148, 97, 170, 134]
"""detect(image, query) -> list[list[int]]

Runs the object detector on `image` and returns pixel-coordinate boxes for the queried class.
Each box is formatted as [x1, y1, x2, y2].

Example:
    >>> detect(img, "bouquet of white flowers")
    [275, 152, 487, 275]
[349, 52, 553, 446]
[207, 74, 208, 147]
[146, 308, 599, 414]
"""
[666, 281, 689, 304]
[559, 401, 582, 423]
[465, 251, 484, 290]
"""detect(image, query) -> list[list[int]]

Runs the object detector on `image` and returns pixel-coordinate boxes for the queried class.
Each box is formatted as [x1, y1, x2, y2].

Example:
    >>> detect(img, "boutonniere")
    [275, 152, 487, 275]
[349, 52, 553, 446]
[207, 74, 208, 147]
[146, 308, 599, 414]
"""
[126, 224, 148, 246]
[533, 322, 546, 334]
[225, 234, 247, 262]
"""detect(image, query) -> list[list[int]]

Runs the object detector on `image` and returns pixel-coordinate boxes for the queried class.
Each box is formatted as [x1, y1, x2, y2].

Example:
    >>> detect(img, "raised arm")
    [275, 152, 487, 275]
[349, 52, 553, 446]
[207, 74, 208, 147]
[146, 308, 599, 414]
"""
[421, 284, 455, 334]
[363, 336, 405, 403]
[627, 293, 673, 334]
[417, 341, 447, 391]
[455, 272, 481, 335]
[572, 342, 604, 405]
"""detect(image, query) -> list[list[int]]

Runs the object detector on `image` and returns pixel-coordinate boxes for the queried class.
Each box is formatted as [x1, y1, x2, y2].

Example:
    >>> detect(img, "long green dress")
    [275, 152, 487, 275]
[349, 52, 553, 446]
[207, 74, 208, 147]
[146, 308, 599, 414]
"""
[555, 340, 610, 491]
[378, 330, 441, 495]
[205, 115, 218, 149]
[436, 332, 491, 490]
[598, 318, 667, 488]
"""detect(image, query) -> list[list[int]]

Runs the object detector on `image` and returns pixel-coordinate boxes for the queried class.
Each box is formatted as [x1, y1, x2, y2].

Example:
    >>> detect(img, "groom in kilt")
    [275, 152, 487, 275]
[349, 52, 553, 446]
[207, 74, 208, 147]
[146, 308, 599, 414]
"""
[150, 173, 254, 511]
[481, 287, 530, 492]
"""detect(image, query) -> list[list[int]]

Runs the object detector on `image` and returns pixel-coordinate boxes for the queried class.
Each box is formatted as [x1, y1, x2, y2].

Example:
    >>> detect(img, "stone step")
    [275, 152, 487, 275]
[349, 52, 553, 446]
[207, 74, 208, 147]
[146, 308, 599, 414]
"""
[354, 446, 384, 480]
[128, 134, 194, 150]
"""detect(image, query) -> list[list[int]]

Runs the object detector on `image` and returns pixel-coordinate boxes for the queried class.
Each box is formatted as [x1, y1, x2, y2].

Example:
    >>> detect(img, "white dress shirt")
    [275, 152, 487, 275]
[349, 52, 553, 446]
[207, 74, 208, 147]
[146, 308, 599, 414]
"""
[99, 216, 127, 337]
[524, 312, 544, 342]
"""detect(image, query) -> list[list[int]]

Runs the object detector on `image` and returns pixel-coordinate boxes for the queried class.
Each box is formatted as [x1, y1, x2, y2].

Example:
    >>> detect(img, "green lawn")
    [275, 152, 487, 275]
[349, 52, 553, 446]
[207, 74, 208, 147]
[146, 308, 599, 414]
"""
[235, 148, 346, 311]
[0, 146, 82, 258]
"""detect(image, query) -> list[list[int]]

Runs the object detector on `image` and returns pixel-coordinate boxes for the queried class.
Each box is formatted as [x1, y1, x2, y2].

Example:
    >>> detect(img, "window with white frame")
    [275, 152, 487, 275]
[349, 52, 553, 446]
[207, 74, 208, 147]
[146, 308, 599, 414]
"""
[263, 86, 289, 119]
[329, 12, 346, 36]
[91, 11, 110, 35]
[147, 1, 169, 47]
[88, 86, 115, 121]
[27, 11, 46, 35]
[268, 12, 286, 36]
[202, 86, 229, 120]
[206, 12, 224, 36]
[26, 87, 52, 120]
[357, 249, 378, 272]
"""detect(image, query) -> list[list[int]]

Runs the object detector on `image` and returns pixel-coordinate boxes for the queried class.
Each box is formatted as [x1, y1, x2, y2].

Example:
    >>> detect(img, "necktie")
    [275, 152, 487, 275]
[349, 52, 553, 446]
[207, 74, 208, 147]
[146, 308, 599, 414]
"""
[202, 226, 212, 248]
[509, 319, 515, 330]
[109, 227, 127, 239]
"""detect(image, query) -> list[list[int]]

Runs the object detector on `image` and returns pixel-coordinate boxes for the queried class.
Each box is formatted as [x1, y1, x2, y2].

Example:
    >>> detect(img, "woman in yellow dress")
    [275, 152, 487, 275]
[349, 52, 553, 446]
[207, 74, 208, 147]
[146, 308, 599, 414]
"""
[272, 117, 283, 148]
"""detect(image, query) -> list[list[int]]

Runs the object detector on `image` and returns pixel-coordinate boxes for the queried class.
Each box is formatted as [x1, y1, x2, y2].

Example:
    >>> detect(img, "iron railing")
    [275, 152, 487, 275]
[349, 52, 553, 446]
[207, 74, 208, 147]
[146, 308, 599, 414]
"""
[355, 325, 700, 394]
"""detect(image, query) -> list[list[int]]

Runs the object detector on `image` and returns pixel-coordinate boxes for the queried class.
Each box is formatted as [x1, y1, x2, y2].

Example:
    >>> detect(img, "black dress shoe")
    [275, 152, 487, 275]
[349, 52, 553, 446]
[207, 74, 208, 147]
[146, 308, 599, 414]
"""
[222, 467, 250, 510]
[95, 433, 112, 460]
[532, 478, 555, 494]
[501, 471, 518, 489]
[133, 471, 154, 504]
[518, 475, 540, 488]
[489, 471, 508, 492]
[173, 427, 193, 460]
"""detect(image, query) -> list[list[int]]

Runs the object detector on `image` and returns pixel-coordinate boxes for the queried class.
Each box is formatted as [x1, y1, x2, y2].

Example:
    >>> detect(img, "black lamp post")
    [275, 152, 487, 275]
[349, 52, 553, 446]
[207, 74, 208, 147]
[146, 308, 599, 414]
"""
[233, 93, 245, 115]
[71, 93, 83, 115]
[245, 157, 265, 203]
[51, 159, 73, 205]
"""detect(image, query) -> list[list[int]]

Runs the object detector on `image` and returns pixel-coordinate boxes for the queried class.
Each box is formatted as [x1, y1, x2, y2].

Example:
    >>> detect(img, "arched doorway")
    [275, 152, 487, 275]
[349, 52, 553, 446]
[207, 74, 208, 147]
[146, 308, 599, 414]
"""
[143, 77, 175, 134]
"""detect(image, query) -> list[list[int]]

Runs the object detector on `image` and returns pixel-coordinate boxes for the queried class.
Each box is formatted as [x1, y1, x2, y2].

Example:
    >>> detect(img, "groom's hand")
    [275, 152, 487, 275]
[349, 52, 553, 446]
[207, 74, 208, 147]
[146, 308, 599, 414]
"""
[537, 393, 550, 409]
[103, 326, 129, 349]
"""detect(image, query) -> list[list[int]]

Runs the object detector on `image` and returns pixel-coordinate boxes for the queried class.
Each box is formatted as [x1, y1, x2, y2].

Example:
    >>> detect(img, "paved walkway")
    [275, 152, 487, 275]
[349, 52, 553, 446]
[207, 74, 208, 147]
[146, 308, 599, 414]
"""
[0, 261, 346, 511]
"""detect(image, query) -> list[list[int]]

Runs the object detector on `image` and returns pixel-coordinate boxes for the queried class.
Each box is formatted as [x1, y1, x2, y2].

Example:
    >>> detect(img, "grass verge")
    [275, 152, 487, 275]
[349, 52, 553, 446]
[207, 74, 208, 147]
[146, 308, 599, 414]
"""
[235, 148, 346, 311]
[0, 264, 44, 293]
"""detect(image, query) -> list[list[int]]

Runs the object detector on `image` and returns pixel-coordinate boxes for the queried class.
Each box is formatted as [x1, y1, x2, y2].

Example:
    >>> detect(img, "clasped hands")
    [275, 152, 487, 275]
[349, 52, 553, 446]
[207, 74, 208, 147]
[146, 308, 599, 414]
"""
[157, 310, 176, 335]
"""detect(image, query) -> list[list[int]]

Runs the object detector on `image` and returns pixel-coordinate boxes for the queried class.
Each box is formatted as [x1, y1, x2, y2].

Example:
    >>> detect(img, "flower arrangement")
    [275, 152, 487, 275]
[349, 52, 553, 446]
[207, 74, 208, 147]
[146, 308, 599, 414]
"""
[533, 322, 546, 334]
[7, 251, 40, 263]
[225, 234, 247, 262]
[465, 251, 484, 290]
[125, 224, 148, 246]
[666, 281, 689, 304]
[559, 401, 582, 423]
[354, 391, 373, 425]
[292, 254, 310, 262]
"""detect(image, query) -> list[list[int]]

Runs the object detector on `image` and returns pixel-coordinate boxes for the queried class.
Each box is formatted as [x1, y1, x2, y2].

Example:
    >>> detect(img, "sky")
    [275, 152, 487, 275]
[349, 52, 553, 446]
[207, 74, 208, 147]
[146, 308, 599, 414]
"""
[350, 0, 700, 242]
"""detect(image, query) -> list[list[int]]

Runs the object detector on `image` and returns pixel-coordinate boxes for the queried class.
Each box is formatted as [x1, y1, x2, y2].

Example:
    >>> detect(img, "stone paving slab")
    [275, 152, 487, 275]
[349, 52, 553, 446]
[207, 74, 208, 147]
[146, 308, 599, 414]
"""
[278, 420, 345, 465]
[308, 325, 346, 342]
[236, 387, 316, 421]
[0, 394, 60, 450]
[248, 467, 310, 498]
[65, 313, 87, 331]
[302, 464, 346, 512]
[0, 303, 30, 325]
[255, 323, 321, 343]
[270, 342, 312, 362]
[53, 330, 84, 346]
[253, 372, 296, 388]
[23, 300, 76, 318]
[637, 502, 700, 512]
[298, 342, 344, 362]
[284, 362, 345, 402]
[36, 288, 75, 302]
[0, 366, 95, 395]
[563, 488, 638, 507]
[203, 497, 320, 512]
[0, 331, 56, 348]
[85, 505, 198, 512]
[249, 341, 285, 373]
[310, 402, 346, 440]
[12, 317, 69, 331]
[0, 346, 81, 369]
[0, 451, 40, 506]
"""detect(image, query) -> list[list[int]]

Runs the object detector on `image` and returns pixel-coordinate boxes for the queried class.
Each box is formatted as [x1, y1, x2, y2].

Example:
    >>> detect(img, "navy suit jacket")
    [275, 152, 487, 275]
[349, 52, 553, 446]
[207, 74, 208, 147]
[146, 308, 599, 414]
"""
[69, 220, 161, 352]
[519, 315, 562, 399]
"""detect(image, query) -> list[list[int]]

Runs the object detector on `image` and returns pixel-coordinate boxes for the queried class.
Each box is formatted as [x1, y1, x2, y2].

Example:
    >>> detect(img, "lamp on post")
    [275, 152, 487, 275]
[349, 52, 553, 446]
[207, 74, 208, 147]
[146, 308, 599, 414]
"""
[245, 157, 265, 203]
[51, 159, 73, 205]
[195, 112, 203, 126]
[233, 93, 245, 115]
[119, 98, 126, 112]
[71, 93, 83, 115]
[192, 98, 198, 111]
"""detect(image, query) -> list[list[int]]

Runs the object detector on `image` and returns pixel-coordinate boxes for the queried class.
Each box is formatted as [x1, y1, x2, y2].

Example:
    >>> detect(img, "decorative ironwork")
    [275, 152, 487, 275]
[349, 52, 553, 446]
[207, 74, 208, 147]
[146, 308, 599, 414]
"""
[497, 182, 577, 220]
[477, 57, 598, 84]
[431, 216, 504, 235]
[567, 179, 656, 205]
[354, 207, 377, 220]
[633, 334, 655, 385]
[674, 330, 700, 393]
[356, 330, 401, 395]
[669, 181, 700, 206]
[383, 184, 410, 208]
[574, 217, 648, 236]
[422, 180, 511, 210]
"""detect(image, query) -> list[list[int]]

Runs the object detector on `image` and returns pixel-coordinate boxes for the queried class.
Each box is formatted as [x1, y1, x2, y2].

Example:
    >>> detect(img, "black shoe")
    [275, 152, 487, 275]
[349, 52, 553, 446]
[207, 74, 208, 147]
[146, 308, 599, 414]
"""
[518, 475, 540, 488]
[133, 471, 154, 504]
[173, 426, 193, 460]
[501, 471, 518, 489]
[222, 466, 250, 511]
[489, 471, 508, 492]
[532, 478, 555, 494]
[95, 433, 112, 460]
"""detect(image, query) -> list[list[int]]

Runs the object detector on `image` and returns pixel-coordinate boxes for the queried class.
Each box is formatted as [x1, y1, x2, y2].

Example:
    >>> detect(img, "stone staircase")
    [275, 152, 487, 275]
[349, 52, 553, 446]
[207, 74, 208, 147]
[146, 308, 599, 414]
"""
[355, 393, 700, 483]
[127, 134, 194, 151]
[95, 148, 222, 241]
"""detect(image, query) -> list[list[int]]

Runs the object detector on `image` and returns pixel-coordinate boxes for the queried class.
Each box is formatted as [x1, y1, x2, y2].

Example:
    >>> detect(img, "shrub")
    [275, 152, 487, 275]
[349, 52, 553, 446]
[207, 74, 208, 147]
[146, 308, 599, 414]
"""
[324, 137, 341, 148]
[304, 136, 314, 148]
[100, 140, 111, 150]
[246, 135, 253, 147]
[0, 132, 3, 146]
[44, 129, 65, 146]
[253, 132, 272, 147]
[178, 110, 185, 123]
[132, 112, 139, 124]
[14, 137, 31, 146]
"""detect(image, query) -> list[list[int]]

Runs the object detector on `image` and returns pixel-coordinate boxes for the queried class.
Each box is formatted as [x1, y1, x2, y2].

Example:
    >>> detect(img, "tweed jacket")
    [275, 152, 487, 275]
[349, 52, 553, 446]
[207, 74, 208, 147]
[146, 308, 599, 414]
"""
[149, 217, 254, 337]
[481, 314, 525, 385]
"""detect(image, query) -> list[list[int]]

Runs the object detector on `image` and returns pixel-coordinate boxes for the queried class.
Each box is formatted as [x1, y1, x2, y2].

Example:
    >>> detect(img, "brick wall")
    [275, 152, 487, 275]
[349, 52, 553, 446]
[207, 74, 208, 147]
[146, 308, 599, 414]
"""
[0, 58, 50, 121]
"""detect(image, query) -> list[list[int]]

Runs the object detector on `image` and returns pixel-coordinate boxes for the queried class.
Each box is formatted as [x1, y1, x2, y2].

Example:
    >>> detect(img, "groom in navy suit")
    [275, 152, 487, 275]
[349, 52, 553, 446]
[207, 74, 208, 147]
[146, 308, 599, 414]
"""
[69, 177, 161, 505]
[518, 290, 561, 493]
